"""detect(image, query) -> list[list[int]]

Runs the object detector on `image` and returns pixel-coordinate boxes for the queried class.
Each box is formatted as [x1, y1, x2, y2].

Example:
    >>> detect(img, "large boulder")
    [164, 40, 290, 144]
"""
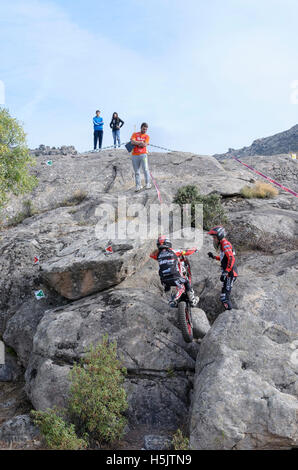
[40, 237, 155, 300]
[192, 308, 210, 339]
[189, 310, 298, 450]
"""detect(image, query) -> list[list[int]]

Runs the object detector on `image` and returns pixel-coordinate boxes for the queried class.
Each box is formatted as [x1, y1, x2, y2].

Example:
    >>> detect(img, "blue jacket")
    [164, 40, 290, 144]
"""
[93, 116, 104, 131]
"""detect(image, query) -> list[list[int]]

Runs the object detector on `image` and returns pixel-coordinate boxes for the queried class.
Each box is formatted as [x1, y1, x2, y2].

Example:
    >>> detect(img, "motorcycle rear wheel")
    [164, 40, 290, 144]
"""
[178, 301, 193, 343]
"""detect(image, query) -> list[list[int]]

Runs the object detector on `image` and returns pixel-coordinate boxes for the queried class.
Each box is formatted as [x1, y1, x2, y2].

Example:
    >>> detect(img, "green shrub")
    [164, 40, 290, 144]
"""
[31, 408, 88, 450]
[60, 189, 87, 208]
[68, 335, 128, 444]
[173, 185, 227, 230]
[0, 107, 37, 209]
[172, 429, 189, 450]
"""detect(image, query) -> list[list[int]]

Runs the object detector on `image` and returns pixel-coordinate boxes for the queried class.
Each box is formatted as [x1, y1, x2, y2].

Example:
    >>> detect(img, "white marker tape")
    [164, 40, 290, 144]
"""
[0, 340, 4, 365]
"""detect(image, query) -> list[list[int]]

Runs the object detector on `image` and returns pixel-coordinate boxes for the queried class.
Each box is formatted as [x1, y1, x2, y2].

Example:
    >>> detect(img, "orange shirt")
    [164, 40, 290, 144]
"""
[131, 132, 150, 156]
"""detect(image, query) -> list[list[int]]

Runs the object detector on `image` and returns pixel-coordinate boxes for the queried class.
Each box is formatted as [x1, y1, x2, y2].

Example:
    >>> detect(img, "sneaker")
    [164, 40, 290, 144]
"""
[145, 183, 152, 189]
[187, 289, 199, 307]
[190, 296, 199, 307]
[135, 185, 143, 192]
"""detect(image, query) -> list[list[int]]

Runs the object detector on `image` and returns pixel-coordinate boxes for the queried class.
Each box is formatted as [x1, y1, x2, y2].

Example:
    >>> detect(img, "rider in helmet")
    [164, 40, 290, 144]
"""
[150, 235, 199, 307]
[207, 226, 238, 310]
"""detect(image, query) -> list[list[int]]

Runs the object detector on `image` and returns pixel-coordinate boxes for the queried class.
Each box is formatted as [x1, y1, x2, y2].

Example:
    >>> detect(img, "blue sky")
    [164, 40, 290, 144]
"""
[0, 0, 297, 153]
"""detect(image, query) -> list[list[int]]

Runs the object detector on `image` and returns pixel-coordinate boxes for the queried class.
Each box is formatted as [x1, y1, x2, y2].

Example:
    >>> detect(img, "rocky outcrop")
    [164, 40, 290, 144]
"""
[0, 145, 297, 448]
[214, 124, 298, 159]
[189, 310, 298, 450]
[30, 145, 77, 156]
[41, 237, 155, 300]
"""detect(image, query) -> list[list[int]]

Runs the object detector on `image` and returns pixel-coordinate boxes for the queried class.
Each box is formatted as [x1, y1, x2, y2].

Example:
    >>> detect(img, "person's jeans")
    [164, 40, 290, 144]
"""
[94, 130, 103, 149]
[131, 154, 151, 187]
[112, 129, 121, 148]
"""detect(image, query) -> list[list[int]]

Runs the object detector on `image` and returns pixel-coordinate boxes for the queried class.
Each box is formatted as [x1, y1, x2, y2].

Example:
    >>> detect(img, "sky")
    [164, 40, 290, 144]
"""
[0, 0, 297, 154]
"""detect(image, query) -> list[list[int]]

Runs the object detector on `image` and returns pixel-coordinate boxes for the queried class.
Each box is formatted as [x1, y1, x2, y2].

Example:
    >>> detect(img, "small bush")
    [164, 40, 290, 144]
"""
[173, 185, 227, 230]
[68, 335, 128, 444]
[0, 107, 38, 209]
[172, 429, 189, 450]
[31, 408, 88, 450]
[8, 199, 37, 226]
[241, 181, 278, 199]
[61, 189, 87, 207]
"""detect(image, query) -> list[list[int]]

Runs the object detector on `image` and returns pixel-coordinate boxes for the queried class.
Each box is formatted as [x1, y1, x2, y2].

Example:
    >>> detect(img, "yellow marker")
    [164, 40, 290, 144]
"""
[291, 153, 296, 160]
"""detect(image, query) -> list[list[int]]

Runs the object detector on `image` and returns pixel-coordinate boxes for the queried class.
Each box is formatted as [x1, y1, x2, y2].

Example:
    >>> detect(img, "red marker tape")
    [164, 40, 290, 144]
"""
[232, 157, 298, 198]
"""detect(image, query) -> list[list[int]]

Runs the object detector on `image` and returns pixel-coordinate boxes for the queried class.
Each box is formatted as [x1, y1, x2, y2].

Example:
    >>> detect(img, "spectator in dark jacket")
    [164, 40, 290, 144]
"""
[110, 112, 124, 148]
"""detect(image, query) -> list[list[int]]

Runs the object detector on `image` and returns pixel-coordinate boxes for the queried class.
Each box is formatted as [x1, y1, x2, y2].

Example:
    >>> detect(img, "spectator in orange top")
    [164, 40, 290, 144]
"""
[130, 122, 151, 192]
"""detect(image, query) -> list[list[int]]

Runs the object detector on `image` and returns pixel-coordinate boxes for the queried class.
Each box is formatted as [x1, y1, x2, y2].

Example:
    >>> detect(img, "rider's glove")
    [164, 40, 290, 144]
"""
[208, 252, 214, 259]
[220, 271, 229, 282]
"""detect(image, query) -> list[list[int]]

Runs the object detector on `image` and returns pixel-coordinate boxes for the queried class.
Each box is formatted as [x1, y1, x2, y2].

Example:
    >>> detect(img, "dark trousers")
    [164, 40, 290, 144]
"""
[94, 130, 103, 149]
[162, 277, 191, 292]
[220, 273, 236, 309]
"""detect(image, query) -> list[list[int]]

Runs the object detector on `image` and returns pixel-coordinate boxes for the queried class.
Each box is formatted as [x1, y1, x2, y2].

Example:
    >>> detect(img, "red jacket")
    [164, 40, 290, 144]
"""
[214, 238, 238, 276]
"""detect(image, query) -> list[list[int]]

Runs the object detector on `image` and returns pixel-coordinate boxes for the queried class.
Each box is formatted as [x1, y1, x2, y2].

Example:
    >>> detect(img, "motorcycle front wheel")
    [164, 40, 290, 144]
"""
[178, 301, 193, 343]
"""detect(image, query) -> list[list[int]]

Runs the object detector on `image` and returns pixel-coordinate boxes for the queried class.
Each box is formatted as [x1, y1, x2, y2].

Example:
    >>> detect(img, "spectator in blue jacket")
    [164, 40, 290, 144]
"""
[93, 110, 104, 151]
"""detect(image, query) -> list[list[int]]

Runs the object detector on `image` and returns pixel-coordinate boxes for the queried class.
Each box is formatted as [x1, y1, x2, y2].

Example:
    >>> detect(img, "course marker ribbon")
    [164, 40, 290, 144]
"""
[150, 171, 162, 204]
[232, 157, 298, 198]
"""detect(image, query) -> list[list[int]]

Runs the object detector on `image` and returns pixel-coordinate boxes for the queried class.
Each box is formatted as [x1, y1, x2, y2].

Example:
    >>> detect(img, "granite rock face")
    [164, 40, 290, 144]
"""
[0, 146, 297, 446]
[189, 310, 298, 450]
[214, 124, 298, 159]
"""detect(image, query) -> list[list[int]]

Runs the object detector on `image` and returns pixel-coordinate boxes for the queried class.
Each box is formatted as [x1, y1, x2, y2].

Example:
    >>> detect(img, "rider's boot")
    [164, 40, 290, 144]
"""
[220, 293, 232, 310]
[187, 288, 199, 307]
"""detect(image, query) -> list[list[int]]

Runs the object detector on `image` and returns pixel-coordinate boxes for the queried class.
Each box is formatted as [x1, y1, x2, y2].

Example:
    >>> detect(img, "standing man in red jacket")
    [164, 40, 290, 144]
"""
[207, 226, 238, 310]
